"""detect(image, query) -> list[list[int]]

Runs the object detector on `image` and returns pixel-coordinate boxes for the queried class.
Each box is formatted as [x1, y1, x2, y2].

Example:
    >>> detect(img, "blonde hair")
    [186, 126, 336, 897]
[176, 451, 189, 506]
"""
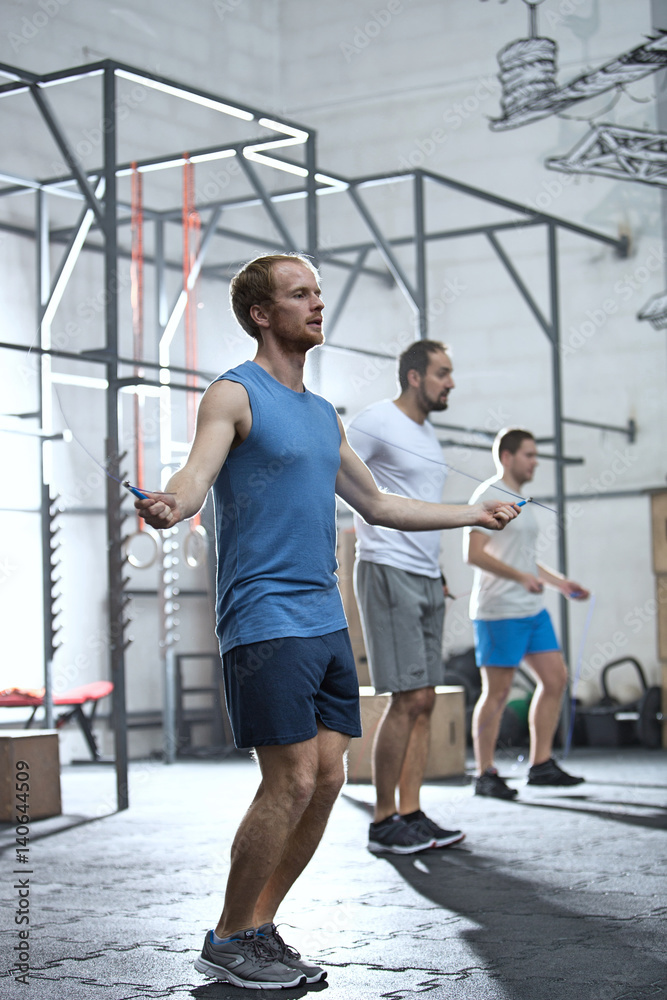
[229, 253, 320, 341]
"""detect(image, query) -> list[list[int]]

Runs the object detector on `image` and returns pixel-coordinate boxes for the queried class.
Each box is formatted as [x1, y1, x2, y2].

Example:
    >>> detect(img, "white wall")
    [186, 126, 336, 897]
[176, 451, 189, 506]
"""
[1, 0, 665, 759]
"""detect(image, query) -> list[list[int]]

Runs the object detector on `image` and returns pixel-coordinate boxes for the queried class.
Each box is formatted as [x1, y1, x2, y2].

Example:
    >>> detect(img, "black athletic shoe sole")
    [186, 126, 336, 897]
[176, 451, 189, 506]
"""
[527, 775, 585, 786]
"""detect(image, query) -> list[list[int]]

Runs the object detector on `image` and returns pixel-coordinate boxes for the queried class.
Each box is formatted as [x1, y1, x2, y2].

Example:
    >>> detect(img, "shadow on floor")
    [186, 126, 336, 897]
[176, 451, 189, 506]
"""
[379, 848, 666, 1000]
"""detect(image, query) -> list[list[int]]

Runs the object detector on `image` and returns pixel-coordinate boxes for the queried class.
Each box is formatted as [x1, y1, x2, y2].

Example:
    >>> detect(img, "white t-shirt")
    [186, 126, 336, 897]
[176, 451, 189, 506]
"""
[465, 476, 543, 621]
[346, 399, 447, 578]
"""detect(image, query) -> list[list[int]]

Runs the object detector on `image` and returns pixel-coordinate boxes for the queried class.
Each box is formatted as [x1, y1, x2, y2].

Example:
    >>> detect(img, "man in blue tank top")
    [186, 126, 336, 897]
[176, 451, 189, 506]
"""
[135, 253, 521, 989]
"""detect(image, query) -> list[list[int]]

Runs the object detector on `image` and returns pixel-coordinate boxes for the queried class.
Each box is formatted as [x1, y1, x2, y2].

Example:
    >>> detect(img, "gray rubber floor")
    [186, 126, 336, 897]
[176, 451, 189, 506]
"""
[1, 747, 665, 1000]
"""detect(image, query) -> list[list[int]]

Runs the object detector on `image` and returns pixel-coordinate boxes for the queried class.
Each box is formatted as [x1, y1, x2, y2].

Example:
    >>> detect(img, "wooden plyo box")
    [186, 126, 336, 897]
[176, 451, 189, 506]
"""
[651, 491, 667, 575]
[657, 575, 667, 663]
[0, 731, 62, 822]
[347, 685, 466, 782]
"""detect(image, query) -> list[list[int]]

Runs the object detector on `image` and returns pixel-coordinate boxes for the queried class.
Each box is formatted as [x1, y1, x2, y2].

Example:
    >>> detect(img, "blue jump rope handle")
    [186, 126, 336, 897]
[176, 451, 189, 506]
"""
[123, 481, 150, 501]
[516, 497, 533, 507]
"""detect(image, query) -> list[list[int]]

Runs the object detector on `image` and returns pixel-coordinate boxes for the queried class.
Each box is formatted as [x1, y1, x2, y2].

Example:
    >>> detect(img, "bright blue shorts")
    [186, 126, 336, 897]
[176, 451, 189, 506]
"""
[222, 629, 362, 749]
[472, 609, 559, 668]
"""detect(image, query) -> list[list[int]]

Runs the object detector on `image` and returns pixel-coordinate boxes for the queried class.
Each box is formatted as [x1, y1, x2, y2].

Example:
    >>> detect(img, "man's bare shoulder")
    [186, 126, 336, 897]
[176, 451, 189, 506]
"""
[200, 377, 251, 417]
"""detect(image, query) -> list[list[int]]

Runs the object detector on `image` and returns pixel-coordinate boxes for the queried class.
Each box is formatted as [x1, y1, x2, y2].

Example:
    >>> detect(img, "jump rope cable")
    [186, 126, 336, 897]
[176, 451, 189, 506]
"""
[349, 426, 558, 513]
[35, 373, 561, 509]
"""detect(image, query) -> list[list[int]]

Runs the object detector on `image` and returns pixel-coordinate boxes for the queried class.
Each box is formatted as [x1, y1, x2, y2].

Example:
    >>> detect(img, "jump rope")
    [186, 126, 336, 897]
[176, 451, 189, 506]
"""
[34, 357, 596, 744]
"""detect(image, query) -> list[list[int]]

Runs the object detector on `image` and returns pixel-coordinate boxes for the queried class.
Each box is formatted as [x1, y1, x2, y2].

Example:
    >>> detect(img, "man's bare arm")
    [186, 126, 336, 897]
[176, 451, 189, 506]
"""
[537, 563, 590, 600]
[133, 379, 250, 529]
[336, 418, 520, 531]
[464, 529, 542, 590]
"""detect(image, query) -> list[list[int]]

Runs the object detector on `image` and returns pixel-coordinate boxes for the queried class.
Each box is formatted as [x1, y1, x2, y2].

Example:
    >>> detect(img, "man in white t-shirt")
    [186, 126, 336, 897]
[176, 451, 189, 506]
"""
[347, 340, 466, 854]
[464, 428, 589, 799]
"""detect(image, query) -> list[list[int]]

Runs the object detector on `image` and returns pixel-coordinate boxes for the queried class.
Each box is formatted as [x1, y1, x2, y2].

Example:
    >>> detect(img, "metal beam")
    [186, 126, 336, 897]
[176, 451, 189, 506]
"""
[0, 339, 218, 382]
[323, 248, 370, 341]
[37, 188, 55, 732]
[486, 231, 552, 339]
[347, 184, 418, 314]
[547, 223, 572, 745]
[420, 168, 625, 253]
[414, 172, 427, 338]
[238, 156, 296, 249]
[158, 205, 224, 366]
[29, 84, 105, 228]
[305, 133, 318, 263]
[100, 67, 129, 813]
[563, 415, 637, 442]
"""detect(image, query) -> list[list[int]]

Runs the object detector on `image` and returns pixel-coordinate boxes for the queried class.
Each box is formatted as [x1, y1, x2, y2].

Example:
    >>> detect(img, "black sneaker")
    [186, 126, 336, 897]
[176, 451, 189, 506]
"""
[368, 813, 435, 854]
[474, 768, 518, 800]
[256, 923, 326, 984]
[404, 810, 465, 848]
[194, 928, 306, 988]
[527, 758, 584, 786]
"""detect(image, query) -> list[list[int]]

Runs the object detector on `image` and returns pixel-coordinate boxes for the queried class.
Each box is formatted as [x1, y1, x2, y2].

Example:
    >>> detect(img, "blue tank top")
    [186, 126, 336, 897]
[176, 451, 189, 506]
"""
[212, 361, 347, 653]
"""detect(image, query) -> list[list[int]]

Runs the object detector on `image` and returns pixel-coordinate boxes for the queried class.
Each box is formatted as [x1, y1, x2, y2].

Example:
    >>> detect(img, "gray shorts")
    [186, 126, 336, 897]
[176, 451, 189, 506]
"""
[353, 560, 445, 695]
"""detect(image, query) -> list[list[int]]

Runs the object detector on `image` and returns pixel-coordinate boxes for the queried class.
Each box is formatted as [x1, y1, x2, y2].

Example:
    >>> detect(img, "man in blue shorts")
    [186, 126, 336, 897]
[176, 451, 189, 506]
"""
[464, 428, 589, 800]
[135, 253, 521, 988]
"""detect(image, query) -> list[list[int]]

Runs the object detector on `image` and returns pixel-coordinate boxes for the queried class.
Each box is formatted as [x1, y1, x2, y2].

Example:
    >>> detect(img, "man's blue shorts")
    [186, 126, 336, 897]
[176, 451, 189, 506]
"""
[222, 629, 362, 749]
[472, 609, 560, 668]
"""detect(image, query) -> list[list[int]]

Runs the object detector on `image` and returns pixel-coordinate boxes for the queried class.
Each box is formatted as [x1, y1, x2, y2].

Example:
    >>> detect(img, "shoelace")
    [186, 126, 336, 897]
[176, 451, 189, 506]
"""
[262, 926, 302, 962]
[242, 934, 279, 966]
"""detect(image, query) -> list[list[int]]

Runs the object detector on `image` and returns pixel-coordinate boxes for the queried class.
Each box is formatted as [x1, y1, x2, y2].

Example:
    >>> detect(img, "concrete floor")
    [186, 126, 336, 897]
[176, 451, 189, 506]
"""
[0, 747, 665, 1000]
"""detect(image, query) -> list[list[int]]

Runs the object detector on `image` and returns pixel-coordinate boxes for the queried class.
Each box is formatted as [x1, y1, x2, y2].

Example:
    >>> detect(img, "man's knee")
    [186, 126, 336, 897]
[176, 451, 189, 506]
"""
[261, 758, 319, 812]
[541, 665, 568, 698]
[316, 760, 346, 804]
[391, 686, 436, 718]
[529, 655, 568, 698]
[480, 678, 513, 710]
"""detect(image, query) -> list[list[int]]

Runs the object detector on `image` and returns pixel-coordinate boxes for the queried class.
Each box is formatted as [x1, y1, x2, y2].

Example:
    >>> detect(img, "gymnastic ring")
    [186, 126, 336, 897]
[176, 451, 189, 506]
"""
[183, 523, 208, 569]
[123, 525, 160, 569]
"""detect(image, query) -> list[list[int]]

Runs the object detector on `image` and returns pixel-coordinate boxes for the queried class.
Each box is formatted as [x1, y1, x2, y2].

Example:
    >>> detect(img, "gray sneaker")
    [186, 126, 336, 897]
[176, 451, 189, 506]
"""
[194, 928, 306, 988]
[256, 922, 326, 984]
[368, 813, 435, 854]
